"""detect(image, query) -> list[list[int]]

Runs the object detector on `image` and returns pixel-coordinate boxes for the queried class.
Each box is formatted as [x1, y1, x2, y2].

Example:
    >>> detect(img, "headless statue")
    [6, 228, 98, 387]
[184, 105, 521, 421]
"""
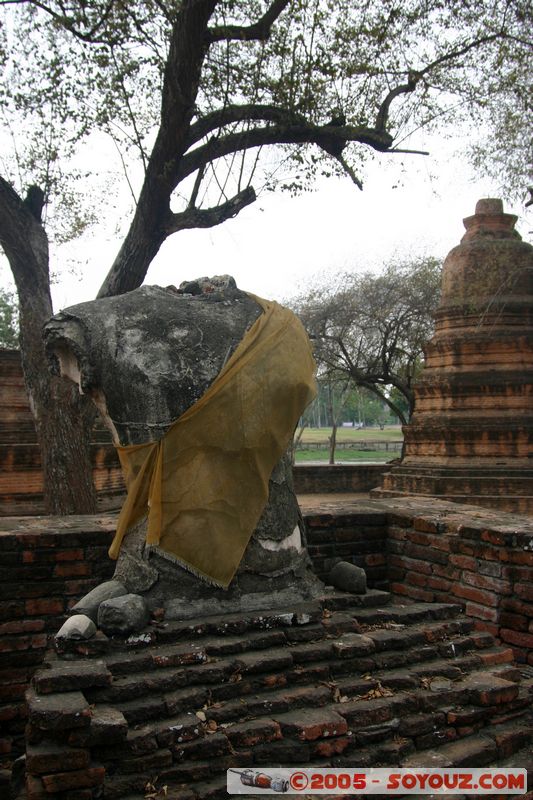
[45, 276, 323, 619]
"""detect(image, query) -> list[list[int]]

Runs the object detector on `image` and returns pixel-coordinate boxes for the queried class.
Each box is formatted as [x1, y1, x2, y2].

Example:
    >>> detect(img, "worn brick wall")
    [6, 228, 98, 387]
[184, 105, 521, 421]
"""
[302, 503, 389, 589]
[0, 517, 115, 765]
[2, 498, 533, 772]
[293, 464, 388, 494]
[385, 499, 533, 665]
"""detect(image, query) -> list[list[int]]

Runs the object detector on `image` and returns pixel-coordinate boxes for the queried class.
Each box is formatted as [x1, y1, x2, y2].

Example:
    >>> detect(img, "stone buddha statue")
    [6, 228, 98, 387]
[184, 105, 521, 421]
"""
[45, 276, 323, 620]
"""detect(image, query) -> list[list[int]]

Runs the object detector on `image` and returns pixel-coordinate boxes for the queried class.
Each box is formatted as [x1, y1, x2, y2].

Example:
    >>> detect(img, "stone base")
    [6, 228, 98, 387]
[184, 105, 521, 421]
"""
[374, 464, 533, 515]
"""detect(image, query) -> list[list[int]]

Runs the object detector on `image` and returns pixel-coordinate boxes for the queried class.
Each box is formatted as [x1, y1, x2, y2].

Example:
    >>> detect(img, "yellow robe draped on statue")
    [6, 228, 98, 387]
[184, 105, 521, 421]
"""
[108, 295, 316, 588]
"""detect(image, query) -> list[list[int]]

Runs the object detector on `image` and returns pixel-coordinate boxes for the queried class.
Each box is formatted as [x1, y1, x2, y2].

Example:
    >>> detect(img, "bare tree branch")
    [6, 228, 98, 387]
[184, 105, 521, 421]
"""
[8, 0, 120, 45]
[187, 104, 309, 145]
[335, 154, 363, 190]
[375, 72, 418, 132]
[375, 31, 505, 132]
[166, 185, 256, 234]
[188, 164, 206, 208]
[207, 0, 291, 43]
[178, 121, 394, 184]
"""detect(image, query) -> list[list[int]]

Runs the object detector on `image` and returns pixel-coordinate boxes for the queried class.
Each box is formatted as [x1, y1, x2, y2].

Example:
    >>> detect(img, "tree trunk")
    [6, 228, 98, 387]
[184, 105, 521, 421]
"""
[97, 0, 218, 299]
[292, 420, 308, 465]
[326, 382, 337, 465]
[19, 289, 98, 516]
[0, 178, 97, 515]
[328, 422, 337, 465]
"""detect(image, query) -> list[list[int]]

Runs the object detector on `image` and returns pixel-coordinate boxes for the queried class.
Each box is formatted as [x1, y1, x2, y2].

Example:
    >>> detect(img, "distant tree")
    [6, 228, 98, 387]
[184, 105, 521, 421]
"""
[293, 257, 441, 424]
[0, 289, 19, 349]
[0, 0, 530, 512]
[343, 387, 398, 427]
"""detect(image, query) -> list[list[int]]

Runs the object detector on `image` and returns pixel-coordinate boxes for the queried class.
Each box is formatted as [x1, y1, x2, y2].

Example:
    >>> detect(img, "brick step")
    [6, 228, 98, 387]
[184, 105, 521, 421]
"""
[102, 741, 533, 800]
[75, 620, 488, 707]
[383, 464, 533, 479]
[349, 601, 465, 626]
[147, 604, 469, 655]
[375, 487, 533, 514]
[84, 632, 514, 731]
[26, 601, 533, 800]
[381, 471, 533, 496]
[402, 720, 533, 770]
[323, 589, 392, 609]
[86, 689, 533, 800]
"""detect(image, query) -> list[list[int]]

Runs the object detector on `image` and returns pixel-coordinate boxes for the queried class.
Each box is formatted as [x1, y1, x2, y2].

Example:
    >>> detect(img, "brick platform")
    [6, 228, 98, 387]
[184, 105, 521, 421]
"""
[0, 516, 115, 765]
[293, 464, 388, 495]
[24, 594, 533, 799]
[2, 496, 533, 796]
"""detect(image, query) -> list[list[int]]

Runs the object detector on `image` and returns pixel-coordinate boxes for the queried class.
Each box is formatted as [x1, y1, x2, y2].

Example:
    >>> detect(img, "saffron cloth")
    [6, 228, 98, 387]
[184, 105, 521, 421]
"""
[108, 295, 316, 588]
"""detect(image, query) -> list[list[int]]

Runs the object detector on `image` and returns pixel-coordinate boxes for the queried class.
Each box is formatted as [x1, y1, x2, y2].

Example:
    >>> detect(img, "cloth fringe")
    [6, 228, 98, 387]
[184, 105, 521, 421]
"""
[147, 543, 226, 589]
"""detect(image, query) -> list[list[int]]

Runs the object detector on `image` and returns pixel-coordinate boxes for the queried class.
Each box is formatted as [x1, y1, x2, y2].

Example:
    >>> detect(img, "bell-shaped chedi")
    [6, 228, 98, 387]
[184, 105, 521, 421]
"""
[375, 198, 533, 514]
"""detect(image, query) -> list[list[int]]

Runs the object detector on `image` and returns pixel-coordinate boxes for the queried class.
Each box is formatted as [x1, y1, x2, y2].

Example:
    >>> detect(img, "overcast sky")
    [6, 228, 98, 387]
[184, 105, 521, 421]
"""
[2, 132, 531, 311]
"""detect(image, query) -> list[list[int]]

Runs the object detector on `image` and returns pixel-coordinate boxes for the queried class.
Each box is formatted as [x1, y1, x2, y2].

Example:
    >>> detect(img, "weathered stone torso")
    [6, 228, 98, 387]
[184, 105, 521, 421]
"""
[45, 278, 323, 617]
[46, 283, 262, 445]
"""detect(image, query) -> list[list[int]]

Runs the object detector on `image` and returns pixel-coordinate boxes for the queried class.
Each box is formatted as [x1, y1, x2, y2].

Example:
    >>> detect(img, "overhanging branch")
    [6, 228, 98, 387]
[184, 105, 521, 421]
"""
[166, 186, 256, 233]
[187, 104, 308, 146]
[178, 122, 394, 184]
[375, 72, 418, 132]
[375, 32, 504, 132]
[207, 0, 290, 43]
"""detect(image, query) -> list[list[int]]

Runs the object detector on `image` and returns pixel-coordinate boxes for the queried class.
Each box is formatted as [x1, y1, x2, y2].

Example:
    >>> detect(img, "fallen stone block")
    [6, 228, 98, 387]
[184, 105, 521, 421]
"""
[329, 561, 367, 594]
[98, 593, 150, 636]
[69, 580, 128, 622]
[55, 615, 96, 641]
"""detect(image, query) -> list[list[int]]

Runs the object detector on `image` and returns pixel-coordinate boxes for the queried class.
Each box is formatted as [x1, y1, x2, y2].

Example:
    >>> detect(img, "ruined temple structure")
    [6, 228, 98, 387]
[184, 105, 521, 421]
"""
[11, 273, 533, 800]
[376, 198, 533, 514]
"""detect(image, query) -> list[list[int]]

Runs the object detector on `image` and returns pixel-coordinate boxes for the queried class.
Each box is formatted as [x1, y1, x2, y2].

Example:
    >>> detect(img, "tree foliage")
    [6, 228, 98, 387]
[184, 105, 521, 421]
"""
[0, 287, 19, 348]
[1, 0, 531, 237]
[293, 257, 442, 424]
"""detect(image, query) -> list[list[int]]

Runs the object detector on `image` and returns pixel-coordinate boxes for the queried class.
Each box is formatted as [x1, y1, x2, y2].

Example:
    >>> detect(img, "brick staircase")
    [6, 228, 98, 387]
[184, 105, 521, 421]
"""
[25, 591, 533, 799]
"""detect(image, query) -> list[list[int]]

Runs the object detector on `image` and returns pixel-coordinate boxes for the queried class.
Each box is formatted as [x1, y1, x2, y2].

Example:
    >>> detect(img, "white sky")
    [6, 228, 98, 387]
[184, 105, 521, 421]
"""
[2, 133, 531, 311]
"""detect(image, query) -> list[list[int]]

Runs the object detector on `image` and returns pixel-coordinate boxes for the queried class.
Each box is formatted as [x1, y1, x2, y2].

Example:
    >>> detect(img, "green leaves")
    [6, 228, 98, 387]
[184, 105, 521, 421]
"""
[0, 287, 19, 348]
[0, 0, 530, 271]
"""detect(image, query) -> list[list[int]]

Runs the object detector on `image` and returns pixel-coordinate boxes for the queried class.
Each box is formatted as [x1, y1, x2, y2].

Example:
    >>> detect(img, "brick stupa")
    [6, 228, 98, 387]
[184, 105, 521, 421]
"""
[375, 198, 533, 513]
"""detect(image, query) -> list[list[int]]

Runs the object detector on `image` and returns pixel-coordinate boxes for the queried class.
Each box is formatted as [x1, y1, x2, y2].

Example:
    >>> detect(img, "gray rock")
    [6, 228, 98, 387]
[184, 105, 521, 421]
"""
[113, 552, 159, 593]
[70, 580, 128, 622]
[55, 614, 97, 641]
[98, 593, 150, 636]
[328, 561, 367, 594]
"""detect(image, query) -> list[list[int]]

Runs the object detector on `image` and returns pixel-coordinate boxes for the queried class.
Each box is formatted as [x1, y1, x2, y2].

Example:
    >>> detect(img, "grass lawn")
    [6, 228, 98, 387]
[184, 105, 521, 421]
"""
[297, 426, 404, 443]
[294, 448, 396, 463]
[294, 425, 402, 463]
